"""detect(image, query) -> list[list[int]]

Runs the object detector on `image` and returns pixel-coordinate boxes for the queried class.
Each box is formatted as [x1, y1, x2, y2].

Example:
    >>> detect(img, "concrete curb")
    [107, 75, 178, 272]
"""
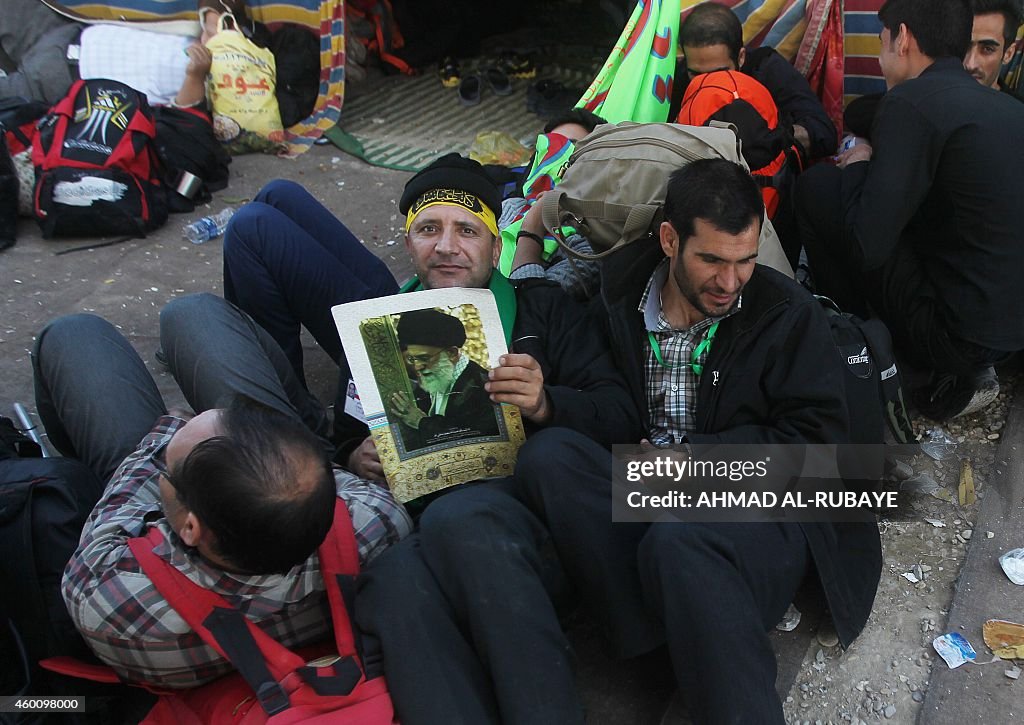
[919, 380, 1024, 723]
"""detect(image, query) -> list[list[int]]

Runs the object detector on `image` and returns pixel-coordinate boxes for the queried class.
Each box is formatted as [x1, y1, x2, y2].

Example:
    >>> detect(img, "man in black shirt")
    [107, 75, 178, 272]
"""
[796, 0, 1024, 421]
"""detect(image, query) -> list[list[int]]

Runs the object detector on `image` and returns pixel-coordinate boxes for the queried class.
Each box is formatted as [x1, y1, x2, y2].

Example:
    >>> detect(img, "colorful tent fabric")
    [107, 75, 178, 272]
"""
[578, 0, 681, 124]
[842, 0, 887, 105]
[47, 0, 345, 156]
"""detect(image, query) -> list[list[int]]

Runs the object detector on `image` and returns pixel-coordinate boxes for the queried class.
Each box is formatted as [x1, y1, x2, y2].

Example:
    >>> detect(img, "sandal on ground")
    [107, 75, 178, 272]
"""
[484, 67, 513, 96]
[458, 75, 482, 106]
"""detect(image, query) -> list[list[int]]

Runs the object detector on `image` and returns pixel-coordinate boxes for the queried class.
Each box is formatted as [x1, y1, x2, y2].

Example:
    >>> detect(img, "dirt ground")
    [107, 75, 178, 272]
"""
[2, 145, 1022, 724]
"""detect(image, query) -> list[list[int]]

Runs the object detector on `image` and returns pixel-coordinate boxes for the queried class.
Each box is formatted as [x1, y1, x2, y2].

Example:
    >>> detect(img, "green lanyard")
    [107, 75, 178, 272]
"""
[647, 320, 720, 376]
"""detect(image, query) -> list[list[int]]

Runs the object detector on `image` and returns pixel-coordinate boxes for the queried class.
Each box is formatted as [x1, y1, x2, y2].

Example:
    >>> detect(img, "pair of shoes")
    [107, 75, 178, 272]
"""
[526, 79, 581, 118]
[500, 51, 537, 79]
[439, 56, 460, 88]
[914, 366, 1000, 421]
[457, 68, 513, 106]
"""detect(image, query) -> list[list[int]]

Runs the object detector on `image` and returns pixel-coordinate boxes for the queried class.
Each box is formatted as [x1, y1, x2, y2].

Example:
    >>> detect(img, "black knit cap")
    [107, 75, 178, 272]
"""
[398, 153, 502, 219]
[397, 309, 467, 349]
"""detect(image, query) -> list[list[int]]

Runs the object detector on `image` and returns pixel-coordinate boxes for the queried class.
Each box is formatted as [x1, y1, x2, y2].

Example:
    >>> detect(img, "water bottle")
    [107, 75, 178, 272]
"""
[183, 207, 235, 244]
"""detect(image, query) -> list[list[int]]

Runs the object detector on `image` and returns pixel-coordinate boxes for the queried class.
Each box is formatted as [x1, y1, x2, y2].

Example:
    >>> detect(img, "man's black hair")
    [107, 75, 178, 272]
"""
[171, 396, 336, 574]
[679, 3, 744, 65]
[878, 0, 973, 59]
[542, 108, 607, 135]
[970, 0, 1023, 47]
[663, 159, 763, 247]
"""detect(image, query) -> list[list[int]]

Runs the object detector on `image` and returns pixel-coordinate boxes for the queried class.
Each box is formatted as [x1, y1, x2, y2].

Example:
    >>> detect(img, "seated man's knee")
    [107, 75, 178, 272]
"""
[222, 202, 272, 259]
[517, 427, 592, 479]
[35, 313, 113, 360]
[419, 485, 521, 550]
[254, 178, 305, 204]
[160, 293, 240, 346]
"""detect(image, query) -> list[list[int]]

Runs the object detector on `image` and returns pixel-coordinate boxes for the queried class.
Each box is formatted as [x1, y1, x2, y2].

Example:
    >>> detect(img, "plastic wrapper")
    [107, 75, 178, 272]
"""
[468, 132, 532, 167]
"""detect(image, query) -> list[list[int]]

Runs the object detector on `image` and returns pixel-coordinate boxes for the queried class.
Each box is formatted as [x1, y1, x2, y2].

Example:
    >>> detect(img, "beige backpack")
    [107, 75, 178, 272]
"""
[539, 121, 793, 277]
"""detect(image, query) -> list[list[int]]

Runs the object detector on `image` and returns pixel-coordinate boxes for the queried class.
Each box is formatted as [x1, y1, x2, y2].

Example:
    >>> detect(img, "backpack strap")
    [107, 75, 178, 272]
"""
[858, 319, 916, 444]
[127, 499, 367, 714]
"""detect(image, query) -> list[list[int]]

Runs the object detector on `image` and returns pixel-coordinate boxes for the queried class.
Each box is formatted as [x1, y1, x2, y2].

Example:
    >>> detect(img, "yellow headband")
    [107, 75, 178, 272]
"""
[404, 189, 499, 238]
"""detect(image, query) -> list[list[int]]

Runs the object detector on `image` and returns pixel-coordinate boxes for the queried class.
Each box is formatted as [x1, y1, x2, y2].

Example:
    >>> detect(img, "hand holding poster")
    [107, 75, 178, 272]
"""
[333, 288, 526, 503]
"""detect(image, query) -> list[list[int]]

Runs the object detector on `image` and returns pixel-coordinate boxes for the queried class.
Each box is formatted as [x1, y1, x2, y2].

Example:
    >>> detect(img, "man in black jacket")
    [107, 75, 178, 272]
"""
[796, 0, 1024, 421]
[671, 2, 838, 164]
[513, 159, 882, 723]
[224, 153, 640, 725]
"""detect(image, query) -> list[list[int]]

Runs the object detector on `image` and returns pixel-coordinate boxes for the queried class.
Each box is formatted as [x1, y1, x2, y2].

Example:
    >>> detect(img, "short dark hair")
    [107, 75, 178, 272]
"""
[197, 0, 248, 19]
[663, 159, 763, 246]
[171, 397, 336, 574]
[878, 0, 973, 59]
[542, 108, 607, 135]
[970, 0, 1023, 48]
[679, 3, 744, 65]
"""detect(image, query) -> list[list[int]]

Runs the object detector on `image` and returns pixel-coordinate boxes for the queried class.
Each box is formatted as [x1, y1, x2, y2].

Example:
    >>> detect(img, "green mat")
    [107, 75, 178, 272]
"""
[327, 65, 598, 172]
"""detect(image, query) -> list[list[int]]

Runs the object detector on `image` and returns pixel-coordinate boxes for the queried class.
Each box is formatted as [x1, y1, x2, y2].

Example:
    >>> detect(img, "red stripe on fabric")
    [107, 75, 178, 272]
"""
[844, 0, 883, 11]
[845, 57, 882, 75]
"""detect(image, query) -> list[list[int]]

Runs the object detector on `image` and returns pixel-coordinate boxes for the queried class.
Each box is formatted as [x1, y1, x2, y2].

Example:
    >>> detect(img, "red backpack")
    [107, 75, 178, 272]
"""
[42, 499, 397, 724]
[676, 70, 798, 217]
[31, 79, 168, 238]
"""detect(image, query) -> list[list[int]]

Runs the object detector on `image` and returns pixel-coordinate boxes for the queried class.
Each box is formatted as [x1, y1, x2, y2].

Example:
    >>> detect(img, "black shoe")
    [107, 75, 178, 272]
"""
[483, 67, 512, 96]
[914, 366, 999, 421]
[458, 75, 482, 106]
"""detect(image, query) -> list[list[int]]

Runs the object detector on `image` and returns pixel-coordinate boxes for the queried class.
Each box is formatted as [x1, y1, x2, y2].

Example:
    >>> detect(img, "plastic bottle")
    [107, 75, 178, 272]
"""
[183, 207, 235, 244]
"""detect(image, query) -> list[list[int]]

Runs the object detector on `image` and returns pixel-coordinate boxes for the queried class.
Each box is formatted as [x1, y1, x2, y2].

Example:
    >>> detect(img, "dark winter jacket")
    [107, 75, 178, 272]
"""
[600, 237, 882, 648]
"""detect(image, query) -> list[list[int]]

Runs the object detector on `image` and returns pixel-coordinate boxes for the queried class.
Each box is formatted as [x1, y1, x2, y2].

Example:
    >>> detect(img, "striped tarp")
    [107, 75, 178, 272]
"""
[842, 0, 886, 105]
[48, 0, 345, 155]
[680, 0, 810, 62]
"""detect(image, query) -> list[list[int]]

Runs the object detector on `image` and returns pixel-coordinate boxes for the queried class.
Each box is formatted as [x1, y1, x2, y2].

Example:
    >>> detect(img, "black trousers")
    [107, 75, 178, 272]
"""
[355, 480, 583, 725]
[796, 164, 1006, 377]
[515, 428, 810, 725]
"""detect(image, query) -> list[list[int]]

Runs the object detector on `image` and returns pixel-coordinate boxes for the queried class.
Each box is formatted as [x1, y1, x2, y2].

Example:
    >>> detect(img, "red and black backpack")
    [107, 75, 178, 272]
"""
[676, 70, 799, 218]
[31, 79, 168, 238]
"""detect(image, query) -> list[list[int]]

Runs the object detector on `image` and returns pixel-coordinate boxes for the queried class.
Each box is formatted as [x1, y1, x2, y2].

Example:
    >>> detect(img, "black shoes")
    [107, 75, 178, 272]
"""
[914, 366, 1000, 421]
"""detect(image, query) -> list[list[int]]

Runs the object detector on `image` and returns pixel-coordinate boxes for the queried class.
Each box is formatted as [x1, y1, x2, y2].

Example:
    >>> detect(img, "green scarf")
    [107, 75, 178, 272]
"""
[398, 271, 517, 347]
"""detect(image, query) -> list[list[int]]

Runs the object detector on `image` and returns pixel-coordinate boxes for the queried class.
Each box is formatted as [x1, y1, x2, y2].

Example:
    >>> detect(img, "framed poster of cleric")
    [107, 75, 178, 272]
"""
[332, 288, 526, 503]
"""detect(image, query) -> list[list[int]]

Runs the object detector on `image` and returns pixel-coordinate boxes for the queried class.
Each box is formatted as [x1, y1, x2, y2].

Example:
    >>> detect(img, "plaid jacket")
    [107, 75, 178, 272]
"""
[62, 416, 413, 689]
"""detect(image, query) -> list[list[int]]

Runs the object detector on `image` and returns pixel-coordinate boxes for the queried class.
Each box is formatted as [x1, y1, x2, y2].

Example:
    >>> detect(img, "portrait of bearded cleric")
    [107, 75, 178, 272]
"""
[361, 305, 504, 454]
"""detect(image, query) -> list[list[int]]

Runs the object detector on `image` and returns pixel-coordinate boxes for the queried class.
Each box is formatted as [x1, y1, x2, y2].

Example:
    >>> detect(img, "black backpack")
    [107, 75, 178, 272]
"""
[0, 417, 148, 723]
[817, 297, 915, 445]
[151, 106, 231, 213]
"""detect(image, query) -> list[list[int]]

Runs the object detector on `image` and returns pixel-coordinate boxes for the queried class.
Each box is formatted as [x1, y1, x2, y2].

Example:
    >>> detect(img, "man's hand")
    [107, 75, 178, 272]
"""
[792, 124, 811, 158]
[347, 436, 385, 483]
[835, 137, 873, 168]
[511, 193, 549, 270]
[184, 43, 213, 79]
[390, 391, 426, 429]
[174, 43, 212, 108]
[486, 353, 551, 424]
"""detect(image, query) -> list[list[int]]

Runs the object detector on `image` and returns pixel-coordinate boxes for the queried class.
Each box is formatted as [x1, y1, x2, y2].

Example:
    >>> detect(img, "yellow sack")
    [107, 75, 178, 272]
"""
[206, 13, 284, 148]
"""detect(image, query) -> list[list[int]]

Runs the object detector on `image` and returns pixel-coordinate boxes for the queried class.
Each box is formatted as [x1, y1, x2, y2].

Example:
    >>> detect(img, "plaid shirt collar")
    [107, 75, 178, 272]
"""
[639, 260, 740, 445]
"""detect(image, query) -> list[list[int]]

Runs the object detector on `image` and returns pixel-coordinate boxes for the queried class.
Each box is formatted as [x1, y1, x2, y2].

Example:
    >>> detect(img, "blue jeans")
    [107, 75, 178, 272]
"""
[222, 180, 399, 387]
[33, 294, 331, 482]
